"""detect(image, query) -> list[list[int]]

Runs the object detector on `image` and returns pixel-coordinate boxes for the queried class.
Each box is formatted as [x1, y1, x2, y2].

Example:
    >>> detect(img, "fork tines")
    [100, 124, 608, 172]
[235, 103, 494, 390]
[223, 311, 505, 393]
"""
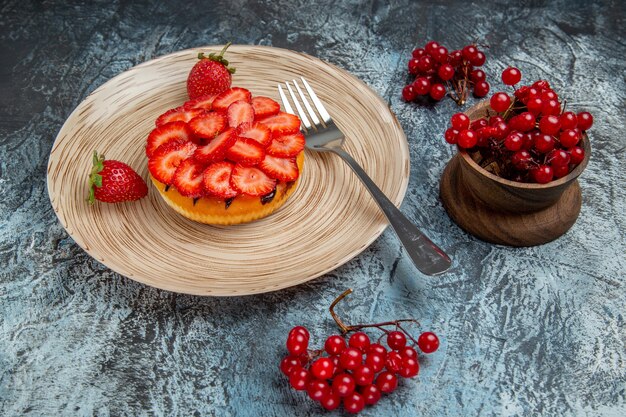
[278, 77, 331, 133]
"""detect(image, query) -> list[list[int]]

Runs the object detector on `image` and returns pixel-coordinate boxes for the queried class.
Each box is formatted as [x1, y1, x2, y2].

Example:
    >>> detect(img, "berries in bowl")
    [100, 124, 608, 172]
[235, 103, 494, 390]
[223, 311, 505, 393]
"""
[439, 68, 592, 246]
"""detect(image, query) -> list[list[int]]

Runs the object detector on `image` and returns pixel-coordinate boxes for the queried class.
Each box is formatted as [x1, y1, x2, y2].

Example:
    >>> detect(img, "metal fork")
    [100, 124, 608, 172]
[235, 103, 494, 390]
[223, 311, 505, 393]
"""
[278, 77, 452, 276]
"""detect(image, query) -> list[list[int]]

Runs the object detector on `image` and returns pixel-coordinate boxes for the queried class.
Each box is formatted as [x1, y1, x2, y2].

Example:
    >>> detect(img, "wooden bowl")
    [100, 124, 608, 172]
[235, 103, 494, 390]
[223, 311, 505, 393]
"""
[439, 101, 591, 246]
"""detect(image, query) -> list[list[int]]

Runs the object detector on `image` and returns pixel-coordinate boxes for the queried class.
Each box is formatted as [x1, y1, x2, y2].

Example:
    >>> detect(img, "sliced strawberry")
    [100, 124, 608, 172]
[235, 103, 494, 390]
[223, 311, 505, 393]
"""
[259, 154, 299, 182]
[146, 121, 192, 157]
[193, 128, 237, 163]
[227, 100, 255, 128]
[188, 113, 227, 140]
[238, 122, 271, 147]
[183, 94, 218, 111]
[230, 164, 276, 196]
[148, 141, 197, 185]
[155, 106, 206, 126]
[251, 96, 280, 119]
[212, 87, 252, 112]
[202, 161, 238, 198]
[225, 137, 265, 166]
[267, 132, 305, 157]
[258, 112, 301, 135]
[173, 158, 206, 198]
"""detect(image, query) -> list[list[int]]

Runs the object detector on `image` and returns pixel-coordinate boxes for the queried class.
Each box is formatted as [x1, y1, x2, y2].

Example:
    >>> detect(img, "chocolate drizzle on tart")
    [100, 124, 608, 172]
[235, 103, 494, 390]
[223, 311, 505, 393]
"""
[260, 188, 276, 205]
[164, 184, 170, 192]
[225, 197, 235, 209]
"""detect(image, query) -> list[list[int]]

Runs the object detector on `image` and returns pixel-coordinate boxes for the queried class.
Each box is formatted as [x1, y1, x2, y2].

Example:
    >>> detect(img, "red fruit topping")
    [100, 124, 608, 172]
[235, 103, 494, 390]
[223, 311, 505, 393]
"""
[188, 113, 228, 139]
[88, 152, 148, 204]
[348, 332, 371, 350]
[212, 87, 252, 112]
[375, 371, 398, 393]
[577, 111, 593, 130]
[361, 384, 382, 405]
[387, 331, 407, 350]
[148, 141, 197, 185]
[155, 106, 206, 127]
[259, 112, 301, 135]
[173, 158, 206, 198]
[502, 67, 522, 85]
[332, 373, 356, 397]
[227, 100, 255, 128]
[225, 138, 266, 166]
[490, 92, 511, 113]
[146, 121, 192, 157]
[202, 161, 238, 199]
[450, 113, 470, 130]
[183, 94, 218, 111]
[325, 335, 347, 356]
[193, 128, 237, 163]
[251, 96, 280, 119]
[259, 155, 299, 182]
[532, 165, 554, 184]
[266, 132, 306, 157]
[311, 357, 335, 380]
[230, 164, 276, 196]
[343, 392, 365, 414]
[307, 379, 330, 402]
[238, 122, 272, 147]
[417, 332, 440, 353]
[186, 44, 234, 99]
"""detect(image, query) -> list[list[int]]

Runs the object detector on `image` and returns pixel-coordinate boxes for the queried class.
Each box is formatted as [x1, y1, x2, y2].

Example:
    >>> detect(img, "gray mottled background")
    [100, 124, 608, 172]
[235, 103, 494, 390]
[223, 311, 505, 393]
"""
[1, 0, 625, 416]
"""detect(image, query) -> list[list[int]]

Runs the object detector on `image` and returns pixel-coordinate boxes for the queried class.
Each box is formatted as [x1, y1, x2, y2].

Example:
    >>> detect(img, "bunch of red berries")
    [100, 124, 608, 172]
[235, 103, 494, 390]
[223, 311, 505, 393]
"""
[403, 41, 490, 105]
[444, 67, 592, 183]
[280, 290, 440, 414]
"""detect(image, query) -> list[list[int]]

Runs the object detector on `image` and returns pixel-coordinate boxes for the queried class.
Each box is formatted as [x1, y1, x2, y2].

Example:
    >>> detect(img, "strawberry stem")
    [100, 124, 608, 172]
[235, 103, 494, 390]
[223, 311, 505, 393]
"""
[88, 151, 105, 204]
[198, 42, 236, 74]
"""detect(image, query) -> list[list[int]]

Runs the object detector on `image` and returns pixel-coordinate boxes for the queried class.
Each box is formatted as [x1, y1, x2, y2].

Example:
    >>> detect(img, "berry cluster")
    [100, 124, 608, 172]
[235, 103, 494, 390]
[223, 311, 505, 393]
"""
[403, 41, 490, 105]
[444, 67, 592, 183]
[280, 290, 440, 414]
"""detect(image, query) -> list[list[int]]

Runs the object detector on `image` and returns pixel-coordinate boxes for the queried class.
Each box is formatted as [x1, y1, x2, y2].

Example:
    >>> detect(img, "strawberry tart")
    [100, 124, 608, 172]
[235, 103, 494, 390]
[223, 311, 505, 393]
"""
[146, 87, 304, 225]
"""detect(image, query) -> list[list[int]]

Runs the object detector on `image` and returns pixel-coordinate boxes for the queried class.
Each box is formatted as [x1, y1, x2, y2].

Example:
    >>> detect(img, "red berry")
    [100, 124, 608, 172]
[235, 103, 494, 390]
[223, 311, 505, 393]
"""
[320, 390, 341, 410]
[504, 132, 524, 151]
[367, 344, 387, 356]
[538, 115, 561, 135]
[325, 335, 347, 355]
[399, 356, 420, 378]
[332, 373, 356, 397]
[560, 111, 578, 129]
[527, 97, 544, 115]
[542, 99, 561, 115]
[462, 45, 479, 61]
[376, 371, 398, 394]
[509, 112, 536, 132]
[473, 81, 490, 97]
[429, 84, 447, 101]
[458, 129, 478, 148]
[339, 347, 363, 370]
[470, 69, 486, 83]
[532, 165, 554, 184]
[361, 384, 382, 405]
[569, 146, 585, 164]
[353, 365, 375, 386]
[548, 149, 571, 167]
[387, 331, 407, 350]
[89, 153, 148, 204]
[289, 368, 311, 391]
[402, 84, 417, 101]
[559, 129, 580, 148]
[416, 56, 434, 73]
[534, 133, 556, 154]
[311, 357, 335, 380]
[470, 50, 486, 66]
[286, 332, 308, 356]
[541, 90, 558, 101]
[365, 352, 386, 373]
[425, 41, 440, 55]
[512, 150, 533, 170]
[399, 346, 418, 359]
[490, 92, 511, 113]
[438, 64, 455, 81]
[349, 332, 371, 350]
[449, 50, 463, 66]
[343, 392, 365, 414]
[553, 164, 570, 178]
[417, 332, 440, 353]
[577, 112, 593, 130]
[450, 113, 470, 130]
[533, 80, 551, 90]
[413, 77, 431, 95]
[187, 45, 234, 99]
[470, 118, 488, 131]
[307, 379, 331, 402]
[492, 121, 510, 140]
[432, 46, 449, 63]
[501, 67, 522, 85]
[280, 355, 304, 376]
[289, 326, 310, 340]
[444, 128, 459, 145]
[489, 115, 505, 126]
[385, 351, 403, 373]
[408, 58, 420, 75]
[412, 48, 426, 58]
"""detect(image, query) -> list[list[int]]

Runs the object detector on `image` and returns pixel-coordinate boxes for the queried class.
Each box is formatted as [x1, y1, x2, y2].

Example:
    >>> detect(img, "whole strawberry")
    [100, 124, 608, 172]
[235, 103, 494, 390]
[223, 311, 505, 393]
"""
[187, 42, 236, 99]
[88, 151, 148, 204]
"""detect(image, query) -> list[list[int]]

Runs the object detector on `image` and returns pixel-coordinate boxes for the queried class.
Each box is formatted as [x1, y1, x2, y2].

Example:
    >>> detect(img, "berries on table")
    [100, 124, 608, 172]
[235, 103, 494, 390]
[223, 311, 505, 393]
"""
[88, 151, 148, 204]
[417, 332, 440, 353]
[502, 67, 522, 86]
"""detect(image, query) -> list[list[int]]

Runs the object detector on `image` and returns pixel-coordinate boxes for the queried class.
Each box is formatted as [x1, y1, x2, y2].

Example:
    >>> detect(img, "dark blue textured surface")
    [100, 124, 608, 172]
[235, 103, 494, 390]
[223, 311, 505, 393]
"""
[1, 1, 625, 416]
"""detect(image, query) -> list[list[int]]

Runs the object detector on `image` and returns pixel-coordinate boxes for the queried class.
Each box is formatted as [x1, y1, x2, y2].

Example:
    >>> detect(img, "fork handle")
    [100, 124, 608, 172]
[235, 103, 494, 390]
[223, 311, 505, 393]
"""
[329, 147, 452, 276]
